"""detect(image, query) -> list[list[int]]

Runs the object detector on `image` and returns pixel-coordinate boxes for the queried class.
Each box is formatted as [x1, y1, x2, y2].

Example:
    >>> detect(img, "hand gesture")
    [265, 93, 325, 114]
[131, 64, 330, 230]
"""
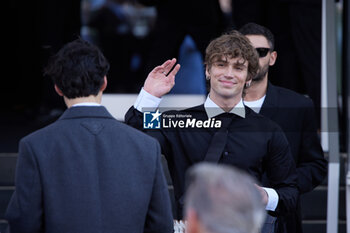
[144, 58, 181, 98]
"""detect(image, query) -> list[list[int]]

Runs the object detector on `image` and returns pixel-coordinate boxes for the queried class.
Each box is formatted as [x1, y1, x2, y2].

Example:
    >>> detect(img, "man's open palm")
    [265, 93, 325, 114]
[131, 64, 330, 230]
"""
[144, 58, 181, 98]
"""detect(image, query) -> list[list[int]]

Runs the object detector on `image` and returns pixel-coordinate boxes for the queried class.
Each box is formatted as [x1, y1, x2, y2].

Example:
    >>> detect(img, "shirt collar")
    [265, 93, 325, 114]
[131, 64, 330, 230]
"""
[72, 102, 102, 107]
[204, 95, 246, 119]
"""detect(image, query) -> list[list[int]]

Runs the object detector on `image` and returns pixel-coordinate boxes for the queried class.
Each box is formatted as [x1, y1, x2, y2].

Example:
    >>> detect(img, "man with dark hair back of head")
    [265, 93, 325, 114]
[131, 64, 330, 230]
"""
[5, 38, 174, 233]
[239, 22, 327, 233]
[184, 163, 266, 233]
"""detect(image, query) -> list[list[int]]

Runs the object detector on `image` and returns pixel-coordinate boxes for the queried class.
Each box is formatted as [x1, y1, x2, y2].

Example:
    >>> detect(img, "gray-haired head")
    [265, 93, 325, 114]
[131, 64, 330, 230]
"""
[184, 163, 266, 233]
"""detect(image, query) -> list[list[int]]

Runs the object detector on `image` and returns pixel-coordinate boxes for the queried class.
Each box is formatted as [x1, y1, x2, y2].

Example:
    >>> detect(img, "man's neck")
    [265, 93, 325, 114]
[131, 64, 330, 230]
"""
[244, 76, 268, 101]
[64, 93, 102, 108]
[209, 93, 241, 112]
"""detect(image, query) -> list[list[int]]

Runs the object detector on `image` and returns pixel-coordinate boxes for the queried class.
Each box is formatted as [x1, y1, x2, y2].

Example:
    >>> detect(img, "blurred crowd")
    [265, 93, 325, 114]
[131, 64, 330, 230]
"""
[2, 0, 322, 124]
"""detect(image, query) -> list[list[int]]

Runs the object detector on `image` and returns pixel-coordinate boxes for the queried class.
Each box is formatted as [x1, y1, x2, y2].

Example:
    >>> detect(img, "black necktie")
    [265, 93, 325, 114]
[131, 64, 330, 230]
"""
[204, 113, 234, 162]
[179, 113, 234, 214]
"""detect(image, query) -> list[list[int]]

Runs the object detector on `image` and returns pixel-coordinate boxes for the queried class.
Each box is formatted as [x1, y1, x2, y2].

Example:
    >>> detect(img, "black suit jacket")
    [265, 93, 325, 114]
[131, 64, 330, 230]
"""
[125, 104, 298, 219]
[260, 83, 327, 233]
[5, 106, 173, 233]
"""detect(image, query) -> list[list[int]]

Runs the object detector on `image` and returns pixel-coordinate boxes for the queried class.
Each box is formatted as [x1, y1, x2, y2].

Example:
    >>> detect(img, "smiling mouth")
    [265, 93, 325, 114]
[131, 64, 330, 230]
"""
[219, 80, 237, 86]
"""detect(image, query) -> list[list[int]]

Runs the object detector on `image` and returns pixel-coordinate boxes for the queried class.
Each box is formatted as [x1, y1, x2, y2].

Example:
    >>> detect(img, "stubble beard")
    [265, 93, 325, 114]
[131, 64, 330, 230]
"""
[253, 65, 269, 83]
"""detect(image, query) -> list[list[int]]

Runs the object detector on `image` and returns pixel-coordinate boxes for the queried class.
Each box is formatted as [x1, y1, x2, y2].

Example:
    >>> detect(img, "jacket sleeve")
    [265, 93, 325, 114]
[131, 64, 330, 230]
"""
[124, 106, 144, 130]
[124, 106, 172, 159]
[297, 100, 327, 193]
[5, 139, 44, 233]
[266, 129, 299, 216]
[144, 140, 174, 233]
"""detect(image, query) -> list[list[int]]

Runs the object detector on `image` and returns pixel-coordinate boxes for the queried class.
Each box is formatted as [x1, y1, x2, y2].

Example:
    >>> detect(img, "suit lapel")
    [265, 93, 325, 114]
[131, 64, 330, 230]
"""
[260, 82, 279, 119]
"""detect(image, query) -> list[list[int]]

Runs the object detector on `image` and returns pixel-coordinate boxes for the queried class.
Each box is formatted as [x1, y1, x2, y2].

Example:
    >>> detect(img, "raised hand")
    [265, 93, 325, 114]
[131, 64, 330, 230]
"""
[144, 58, 181, 98]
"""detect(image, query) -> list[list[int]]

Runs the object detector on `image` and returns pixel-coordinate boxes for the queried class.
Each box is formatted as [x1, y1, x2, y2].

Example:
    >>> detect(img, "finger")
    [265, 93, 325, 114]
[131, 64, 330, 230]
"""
[168, 64, 181, 77]
[151, 60, 172, 73]
[163, 58, 177, 74]
[161, 59, 173, 67]
[161, 59, 173, 69]
[152, 66, 166, 73]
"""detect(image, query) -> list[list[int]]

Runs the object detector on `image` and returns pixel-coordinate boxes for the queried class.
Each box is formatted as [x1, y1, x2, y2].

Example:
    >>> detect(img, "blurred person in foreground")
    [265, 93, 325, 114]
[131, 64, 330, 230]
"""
[184, 163, 266, 233]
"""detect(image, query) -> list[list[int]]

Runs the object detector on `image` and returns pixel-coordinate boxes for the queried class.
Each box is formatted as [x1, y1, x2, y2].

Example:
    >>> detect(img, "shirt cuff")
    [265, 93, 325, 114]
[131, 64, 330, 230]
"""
[263, 187, 279, 211]
[134, 88, 162, 112]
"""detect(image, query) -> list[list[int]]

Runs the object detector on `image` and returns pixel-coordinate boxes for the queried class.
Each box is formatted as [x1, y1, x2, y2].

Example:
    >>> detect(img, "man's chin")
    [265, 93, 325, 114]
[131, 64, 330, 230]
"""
[253, 74, 267, 82]
[253, 68, 269, 82]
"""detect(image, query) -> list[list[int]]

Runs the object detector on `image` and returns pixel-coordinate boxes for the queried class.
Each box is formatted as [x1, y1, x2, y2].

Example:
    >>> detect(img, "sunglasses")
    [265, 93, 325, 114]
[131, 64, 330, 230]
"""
[256, 48, 271, 58]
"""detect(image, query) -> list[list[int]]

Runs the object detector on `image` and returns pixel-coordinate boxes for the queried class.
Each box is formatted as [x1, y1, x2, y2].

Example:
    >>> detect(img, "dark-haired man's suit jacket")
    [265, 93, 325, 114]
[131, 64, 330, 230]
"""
[5, 106, 173, 233]
[260, 83, 327, 233]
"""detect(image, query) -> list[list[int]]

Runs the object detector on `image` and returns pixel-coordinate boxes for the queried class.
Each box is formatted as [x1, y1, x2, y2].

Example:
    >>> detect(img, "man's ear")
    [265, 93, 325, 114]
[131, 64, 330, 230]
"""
[205, 67, 210, 77]
[205, 67, 212, 81]
[54, 85, 64, 96]
[269, 51, 277, 66]
[100, 76, 107, 92]
[245, 80, 252, 88]
[186, 208, 201, 233]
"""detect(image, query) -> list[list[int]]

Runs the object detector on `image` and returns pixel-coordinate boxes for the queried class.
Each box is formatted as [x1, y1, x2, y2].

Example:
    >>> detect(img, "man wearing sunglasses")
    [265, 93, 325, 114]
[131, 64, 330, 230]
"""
[239, 23, 327, 233]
